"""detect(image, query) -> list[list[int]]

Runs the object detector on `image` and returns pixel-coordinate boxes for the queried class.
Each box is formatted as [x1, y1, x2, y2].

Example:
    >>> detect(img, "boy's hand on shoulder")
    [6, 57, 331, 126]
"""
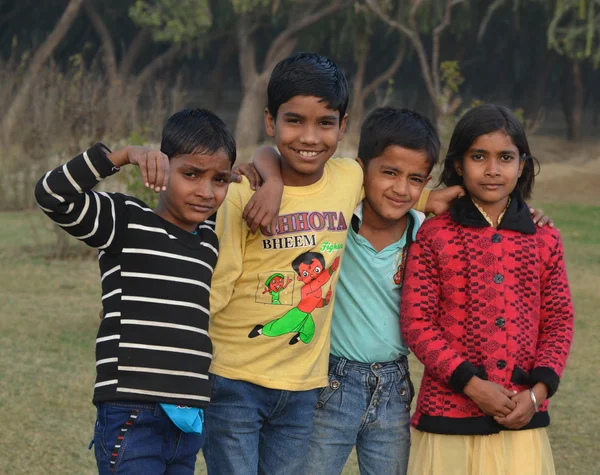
[529, 207, 555, 229]
[109, 146, 169, 193]
[464, 377, 517, 418]
[231, 163, 263, 190]
[242, 179, 284, 234]
[425, 185, 465, 215]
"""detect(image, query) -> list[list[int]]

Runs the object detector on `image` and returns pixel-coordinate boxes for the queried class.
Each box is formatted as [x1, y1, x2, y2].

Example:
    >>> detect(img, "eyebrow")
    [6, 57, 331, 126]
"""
[282, 112, 339, 122]
[469, 148, 517, 155]
[380, 165, 428, 178]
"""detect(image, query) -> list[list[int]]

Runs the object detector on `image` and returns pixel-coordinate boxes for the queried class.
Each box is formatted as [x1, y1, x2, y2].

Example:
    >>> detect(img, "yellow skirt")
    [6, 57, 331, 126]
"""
[408, 428, 556, 475]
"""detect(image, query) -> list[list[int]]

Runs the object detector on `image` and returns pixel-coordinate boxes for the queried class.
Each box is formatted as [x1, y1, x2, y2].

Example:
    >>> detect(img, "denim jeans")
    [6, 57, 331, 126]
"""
[305, 354, 414, 475]
[92, 400, 204, 474]
[203, 374, 320, 475]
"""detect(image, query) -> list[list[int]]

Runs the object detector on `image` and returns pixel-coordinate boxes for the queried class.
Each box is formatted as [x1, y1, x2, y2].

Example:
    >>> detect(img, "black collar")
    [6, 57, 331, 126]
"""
[449, 191, 536, 234]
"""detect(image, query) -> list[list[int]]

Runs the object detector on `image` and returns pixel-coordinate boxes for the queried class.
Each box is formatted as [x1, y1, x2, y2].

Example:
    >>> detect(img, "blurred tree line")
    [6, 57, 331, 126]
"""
[1, 0, 599, 152]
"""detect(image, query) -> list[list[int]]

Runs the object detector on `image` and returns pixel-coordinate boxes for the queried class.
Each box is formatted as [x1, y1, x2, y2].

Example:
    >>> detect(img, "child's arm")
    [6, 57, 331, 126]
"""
[240, 146, 284, 234]
[401, 235, 517, 417]
[530, 232, 575, 398]
[34, 144, 167, 253]
[210, 194, 249, 316]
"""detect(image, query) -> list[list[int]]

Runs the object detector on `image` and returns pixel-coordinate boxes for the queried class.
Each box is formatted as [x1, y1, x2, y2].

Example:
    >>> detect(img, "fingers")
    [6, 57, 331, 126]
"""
[500, 387, 518, 399]
[146, 152, 156, 189]
[230, 171, 242, 183]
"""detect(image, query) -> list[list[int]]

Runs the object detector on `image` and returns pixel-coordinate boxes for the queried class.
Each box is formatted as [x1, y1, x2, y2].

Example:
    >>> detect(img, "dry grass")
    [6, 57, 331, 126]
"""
[0, 60, 186, 210]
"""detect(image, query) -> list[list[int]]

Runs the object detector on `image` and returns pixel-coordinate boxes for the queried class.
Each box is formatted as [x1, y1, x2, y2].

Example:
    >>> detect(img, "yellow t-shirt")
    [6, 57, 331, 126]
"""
[210, 158, 363, 390]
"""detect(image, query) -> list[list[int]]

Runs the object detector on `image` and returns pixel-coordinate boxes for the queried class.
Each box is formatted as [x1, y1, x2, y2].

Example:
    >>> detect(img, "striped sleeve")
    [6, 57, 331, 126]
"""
[34, 143, 126, 253]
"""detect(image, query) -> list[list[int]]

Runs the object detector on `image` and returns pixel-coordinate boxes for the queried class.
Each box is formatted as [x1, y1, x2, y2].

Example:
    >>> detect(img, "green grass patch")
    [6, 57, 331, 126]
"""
[1, 204, 598, 474]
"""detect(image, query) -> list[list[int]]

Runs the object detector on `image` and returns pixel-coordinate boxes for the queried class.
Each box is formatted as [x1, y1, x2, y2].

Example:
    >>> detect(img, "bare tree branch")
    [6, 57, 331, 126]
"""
[264, 0, 346, 69]
[477, 0, 507, 42]
[119, 29, 151, 79]
[83, 0, 118, 84]
[361, 39, 406, 100]
[432, 0, 463, 95]
[136, 44, 184, 87]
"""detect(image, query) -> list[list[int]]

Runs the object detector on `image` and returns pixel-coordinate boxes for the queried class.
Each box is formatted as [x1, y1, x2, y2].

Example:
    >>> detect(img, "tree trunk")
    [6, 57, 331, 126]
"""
[1, 0, 84, 140]
[524, 50, 554, 119]
[570, 60, 584, 141]
[234, 75, 270, 158]
[562, 59, 584, 142]
[206, 35, 237, 110]
[83, 0, 118, 84]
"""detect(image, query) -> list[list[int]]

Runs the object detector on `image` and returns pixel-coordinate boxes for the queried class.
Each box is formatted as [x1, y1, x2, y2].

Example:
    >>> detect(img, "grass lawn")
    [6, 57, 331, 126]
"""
[0, 202, 598, 475]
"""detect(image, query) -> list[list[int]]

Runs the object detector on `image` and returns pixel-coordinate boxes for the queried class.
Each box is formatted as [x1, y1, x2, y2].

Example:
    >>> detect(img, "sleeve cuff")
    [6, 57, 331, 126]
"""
[87, 142, 119, 178]
[449, 361, 479, 393]
[531, 367, 560, 398]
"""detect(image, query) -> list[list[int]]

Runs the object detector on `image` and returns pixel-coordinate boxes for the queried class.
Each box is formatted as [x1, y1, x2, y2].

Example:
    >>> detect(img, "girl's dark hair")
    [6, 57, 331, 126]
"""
[439, 104, 537, 199]
[160, 108, 236, 164]
[267, 52, 349, 122]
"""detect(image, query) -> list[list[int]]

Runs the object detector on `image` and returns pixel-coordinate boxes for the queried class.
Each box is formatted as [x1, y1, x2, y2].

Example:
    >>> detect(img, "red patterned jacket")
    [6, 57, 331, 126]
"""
[400, 194, 574, 435]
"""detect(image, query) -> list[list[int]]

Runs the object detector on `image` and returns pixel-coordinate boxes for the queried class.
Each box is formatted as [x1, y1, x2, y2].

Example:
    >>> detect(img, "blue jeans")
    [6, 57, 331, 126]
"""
[305, 355, 414, 475]
[203, 374, 320, 475]
[92, 401, 204, 474]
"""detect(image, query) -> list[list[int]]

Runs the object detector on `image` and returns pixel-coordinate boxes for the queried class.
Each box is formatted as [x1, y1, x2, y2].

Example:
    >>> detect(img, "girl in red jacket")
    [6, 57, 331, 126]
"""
[401, 104, 574, 475]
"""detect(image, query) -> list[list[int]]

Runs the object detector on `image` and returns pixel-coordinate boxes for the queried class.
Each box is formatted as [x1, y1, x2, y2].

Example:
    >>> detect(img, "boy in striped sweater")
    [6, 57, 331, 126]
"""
[34, 109, 236, 474]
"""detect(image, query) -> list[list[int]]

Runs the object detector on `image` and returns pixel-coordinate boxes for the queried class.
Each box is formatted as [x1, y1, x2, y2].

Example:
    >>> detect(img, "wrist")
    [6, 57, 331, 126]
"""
[463, 376, 481, 398]
[107, 147, 130, 168]
[532, 383, 548, 406]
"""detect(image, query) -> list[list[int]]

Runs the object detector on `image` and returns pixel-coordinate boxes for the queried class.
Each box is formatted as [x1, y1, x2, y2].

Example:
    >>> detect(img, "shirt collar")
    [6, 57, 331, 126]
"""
[352, 200, 421, 243]
[450, 191, 536, 234]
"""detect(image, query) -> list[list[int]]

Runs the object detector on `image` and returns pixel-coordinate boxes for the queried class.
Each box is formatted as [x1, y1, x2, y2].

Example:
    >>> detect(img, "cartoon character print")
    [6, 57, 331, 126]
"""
[248, 251, 340, 345]
[262, 273, 293, 305]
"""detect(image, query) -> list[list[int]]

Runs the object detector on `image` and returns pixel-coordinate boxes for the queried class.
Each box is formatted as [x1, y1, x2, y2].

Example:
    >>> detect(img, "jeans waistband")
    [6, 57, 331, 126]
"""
[330, 354, 408, 378]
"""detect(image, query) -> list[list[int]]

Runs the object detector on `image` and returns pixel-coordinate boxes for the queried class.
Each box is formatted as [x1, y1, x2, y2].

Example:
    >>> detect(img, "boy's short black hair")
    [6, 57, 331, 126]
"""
[292, 251, 326, 274]
[358, 107, 439, 173]
[439, 104, 536, 199]
[267, 52, 349, 123]
[160, 108, 236, 164]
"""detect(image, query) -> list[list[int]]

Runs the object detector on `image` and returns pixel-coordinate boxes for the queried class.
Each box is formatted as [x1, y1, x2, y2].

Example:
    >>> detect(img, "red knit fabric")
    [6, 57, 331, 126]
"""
[400, 210, 574, 435]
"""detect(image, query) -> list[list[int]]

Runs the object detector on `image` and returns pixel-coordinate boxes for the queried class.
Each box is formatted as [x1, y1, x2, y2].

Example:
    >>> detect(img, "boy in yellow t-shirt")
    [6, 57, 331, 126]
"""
[203, 53, 363, 475]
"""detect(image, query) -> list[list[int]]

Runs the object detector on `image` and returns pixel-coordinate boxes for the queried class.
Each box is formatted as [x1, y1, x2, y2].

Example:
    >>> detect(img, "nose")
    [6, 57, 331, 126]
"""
[194, 178, 215, 200]
[299, 124, 319, 145]
[392, 177, 409, 196]
[485, 158, 500, 177]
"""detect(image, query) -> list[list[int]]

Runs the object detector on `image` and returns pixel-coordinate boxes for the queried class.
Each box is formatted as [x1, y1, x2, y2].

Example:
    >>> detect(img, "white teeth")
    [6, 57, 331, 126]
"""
[298, 151, 319, 157]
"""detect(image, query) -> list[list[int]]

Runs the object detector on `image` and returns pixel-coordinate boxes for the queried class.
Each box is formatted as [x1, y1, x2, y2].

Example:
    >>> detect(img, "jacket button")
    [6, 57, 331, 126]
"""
[330, 380, 340, 390]
[316, 401, 324, 409]
[400, 387, 407, 396]
[497, 360, 507, 370]
[493, 274, 504, 284]
[492, 233, 502, 243]
[495, 317, 505, 328]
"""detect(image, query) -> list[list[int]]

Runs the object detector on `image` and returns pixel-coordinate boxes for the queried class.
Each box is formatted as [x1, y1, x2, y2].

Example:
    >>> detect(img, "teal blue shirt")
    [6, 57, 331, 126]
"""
[330, 203, 424, 363]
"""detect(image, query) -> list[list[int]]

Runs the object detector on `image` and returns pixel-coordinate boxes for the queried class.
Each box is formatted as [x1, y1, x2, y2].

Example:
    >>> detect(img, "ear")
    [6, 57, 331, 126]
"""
[453, 159, 463, 176]
[517, 157, 526, 177]
[264, 108, 276, 137]
[356, 157, 365, 171]
[337, 113, 348, 141]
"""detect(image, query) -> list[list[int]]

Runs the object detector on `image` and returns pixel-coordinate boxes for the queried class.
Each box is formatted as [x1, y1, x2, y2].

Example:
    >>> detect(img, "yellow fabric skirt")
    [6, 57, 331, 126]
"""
[408, 428, 556, 475]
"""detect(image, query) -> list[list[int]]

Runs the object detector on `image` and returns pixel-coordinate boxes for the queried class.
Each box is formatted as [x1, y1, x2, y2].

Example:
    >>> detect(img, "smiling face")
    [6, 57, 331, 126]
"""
[265, 95, 347, 186]
[359, 145, 431, 226]
[297, 258, 324, 284]
[455, 130, 525, 216]
[156, 149, 232, 232]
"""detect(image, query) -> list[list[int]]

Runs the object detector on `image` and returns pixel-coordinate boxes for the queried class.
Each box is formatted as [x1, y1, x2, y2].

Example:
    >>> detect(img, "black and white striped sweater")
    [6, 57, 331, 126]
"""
[34, 143, 217, 408]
